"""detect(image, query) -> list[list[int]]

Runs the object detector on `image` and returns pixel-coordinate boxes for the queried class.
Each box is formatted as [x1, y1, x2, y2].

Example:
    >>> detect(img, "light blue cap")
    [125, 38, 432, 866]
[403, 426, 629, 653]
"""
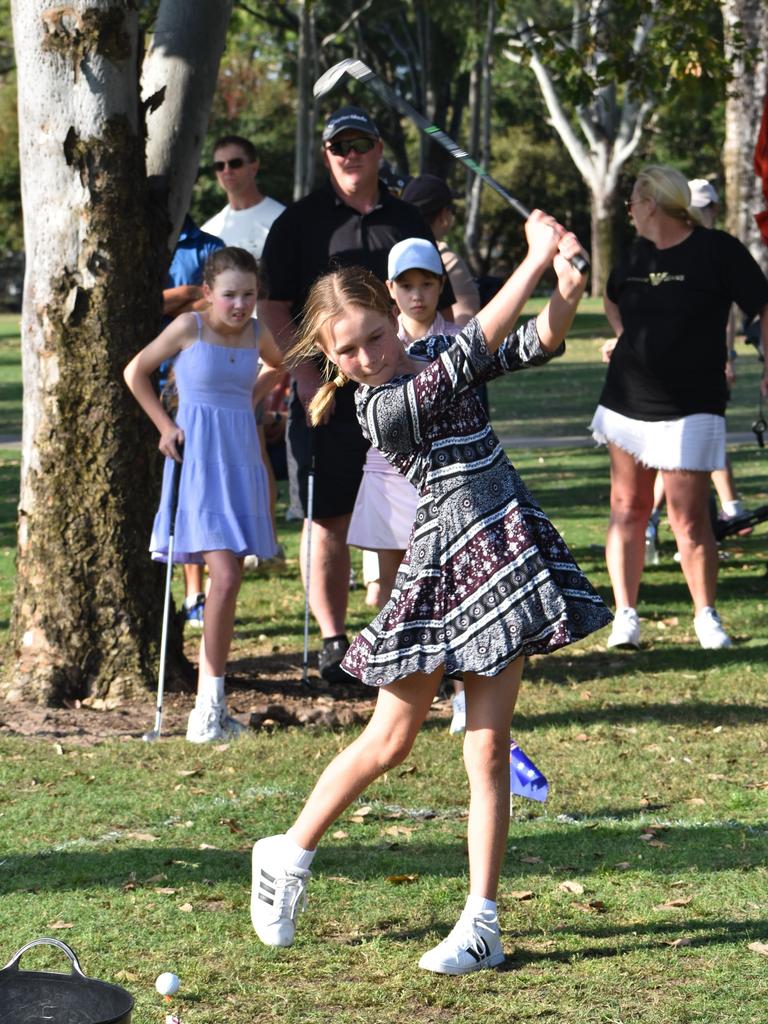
[387, 237, 444, 280]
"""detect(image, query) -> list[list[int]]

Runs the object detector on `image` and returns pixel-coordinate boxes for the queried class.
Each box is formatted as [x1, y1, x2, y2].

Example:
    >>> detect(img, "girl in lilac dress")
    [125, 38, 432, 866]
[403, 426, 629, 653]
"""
[250, 213, 611, 975]
[124, 247, 282, 743]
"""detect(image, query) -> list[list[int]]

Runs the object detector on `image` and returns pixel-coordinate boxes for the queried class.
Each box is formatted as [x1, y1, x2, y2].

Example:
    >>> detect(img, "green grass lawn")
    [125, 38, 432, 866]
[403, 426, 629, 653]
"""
[1, 302, 768, 1022]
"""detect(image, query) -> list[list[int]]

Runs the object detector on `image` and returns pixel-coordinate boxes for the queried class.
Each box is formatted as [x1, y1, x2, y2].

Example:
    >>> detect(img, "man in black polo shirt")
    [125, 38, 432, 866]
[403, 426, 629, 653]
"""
[259, 105, 454, 684]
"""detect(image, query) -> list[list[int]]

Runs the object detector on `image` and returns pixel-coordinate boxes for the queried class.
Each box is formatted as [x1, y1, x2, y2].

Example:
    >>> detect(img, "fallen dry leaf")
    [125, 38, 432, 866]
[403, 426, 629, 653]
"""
[124, 831, 158, 842]
[648, 839, 666, 848]
[54, 743, 65, 756]
[748, 941, 768, 957]
[521, 855, 543, 864]
[177, 769, 202, 778]
[219, 818, 243, 834]
[655, 896, 692, 910]
[178, 902, 194, 913]
[574, 900, 607, 914]
[558, 880, 585, 895]
[509, 890, 535, 901]
[666, 937, 692, 948]
[198, 843, 218, 851]
[49, 921, 74, 930]
[687, 797, 706, 805]
[615, 862, 631, 871]
[155, 887, 178, 896]
[331, 830, 348, 840]
[114, 970, 139, 982]
[398, 764, 417, 776]
[383, 825, 415, 837]
[575, 733, 590, 742]
[199, 899, 228, 912]
[386, 873, 419, 885]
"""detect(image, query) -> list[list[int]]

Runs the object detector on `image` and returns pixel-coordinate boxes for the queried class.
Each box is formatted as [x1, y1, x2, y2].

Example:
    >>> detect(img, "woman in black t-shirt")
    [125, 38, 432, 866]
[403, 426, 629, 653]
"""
[591, 164, 768, 652]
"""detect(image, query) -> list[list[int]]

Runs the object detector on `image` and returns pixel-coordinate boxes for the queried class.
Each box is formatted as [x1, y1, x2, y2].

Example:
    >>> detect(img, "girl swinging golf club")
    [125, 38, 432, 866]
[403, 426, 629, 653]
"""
[125, 247, 283, 743]
[250, 212, 611, 974]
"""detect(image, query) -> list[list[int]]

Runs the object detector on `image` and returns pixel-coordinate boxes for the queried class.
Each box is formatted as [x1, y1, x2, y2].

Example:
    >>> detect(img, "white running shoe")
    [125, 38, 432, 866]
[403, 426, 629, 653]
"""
[449, 691, 466, 735]
[694, 607, 732, 649]
[606, 607, 640, 650]
[419, 911, 505, 975]
[251, 836, 311, 947]
[186, 702, 246, 743]
[186, 705, 225, 743]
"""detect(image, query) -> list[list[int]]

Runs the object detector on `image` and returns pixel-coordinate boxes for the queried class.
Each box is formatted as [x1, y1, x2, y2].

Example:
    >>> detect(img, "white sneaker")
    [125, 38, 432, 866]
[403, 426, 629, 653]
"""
[418, 911, 505, 975]
[449, 691, 466, 734]
[186, 705, 225, 743]
[251, 836, 311, 947]
[186, 702, 246, 743]
[606, 607, 641, 649]
[694, 607, 732, 649]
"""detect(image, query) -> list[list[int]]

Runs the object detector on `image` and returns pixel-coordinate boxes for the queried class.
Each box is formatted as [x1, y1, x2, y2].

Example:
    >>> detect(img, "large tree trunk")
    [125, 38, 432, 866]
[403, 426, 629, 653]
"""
[8, 0, 228, 705]
[722, 0, 768, 275]
[590, 188, 617, 302]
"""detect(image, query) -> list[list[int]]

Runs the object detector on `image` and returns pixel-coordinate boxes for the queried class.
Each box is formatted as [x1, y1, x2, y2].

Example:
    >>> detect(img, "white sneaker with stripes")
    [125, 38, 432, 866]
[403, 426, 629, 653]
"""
[251, 836, 311, 947]
[418, 910, 505, 975]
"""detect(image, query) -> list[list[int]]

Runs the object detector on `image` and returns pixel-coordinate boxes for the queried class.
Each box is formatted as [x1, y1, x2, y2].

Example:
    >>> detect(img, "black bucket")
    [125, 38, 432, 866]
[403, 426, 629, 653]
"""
[0, 938, 134, 1023]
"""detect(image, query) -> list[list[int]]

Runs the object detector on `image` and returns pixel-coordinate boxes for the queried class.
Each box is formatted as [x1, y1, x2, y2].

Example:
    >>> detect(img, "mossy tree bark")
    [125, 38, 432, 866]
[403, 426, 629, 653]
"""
[8, 0, 231, 705]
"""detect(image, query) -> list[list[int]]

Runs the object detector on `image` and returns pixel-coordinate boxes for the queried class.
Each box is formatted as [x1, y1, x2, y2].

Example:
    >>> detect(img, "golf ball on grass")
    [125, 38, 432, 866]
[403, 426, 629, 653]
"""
[155, 972, 180, 997]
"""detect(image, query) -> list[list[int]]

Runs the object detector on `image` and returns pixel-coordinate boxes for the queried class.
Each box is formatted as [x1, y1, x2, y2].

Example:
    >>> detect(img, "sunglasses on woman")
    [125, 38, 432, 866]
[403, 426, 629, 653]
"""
[213, 157, 246, 172]
[326, 137, 377, 157]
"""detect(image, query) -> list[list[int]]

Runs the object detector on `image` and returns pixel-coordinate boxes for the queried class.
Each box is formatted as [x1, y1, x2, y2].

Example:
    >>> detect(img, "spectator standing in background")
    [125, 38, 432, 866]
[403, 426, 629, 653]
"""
[202, 135, 285, 261]
[258, 106, 455, 685]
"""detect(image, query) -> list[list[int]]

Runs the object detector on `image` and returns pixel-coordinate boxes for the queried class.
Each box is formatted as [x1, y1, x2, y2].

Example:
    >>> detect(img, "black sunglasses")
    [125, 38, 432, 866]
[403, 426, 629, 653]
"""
[326, 137, 376, 157]
[213, 157, 246, 172]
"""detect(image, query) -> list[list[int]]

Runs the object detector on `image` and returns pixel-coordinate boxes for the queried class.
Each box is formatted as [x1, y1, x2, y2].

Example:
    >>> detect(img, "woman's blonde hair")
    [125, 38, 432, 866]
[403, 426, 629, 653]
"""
[635, 164, 705, 227]
[287, 266, 394, 426]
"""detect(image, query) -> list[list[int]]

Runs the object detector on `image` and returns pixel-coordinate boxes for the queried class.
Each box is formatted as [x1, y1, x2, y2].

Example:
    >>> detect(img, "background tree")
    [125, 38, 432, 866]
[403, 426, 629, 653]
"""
[503, 0, 734, 295]
[722, 0, 768, 275]
[7, 0, 231, 704]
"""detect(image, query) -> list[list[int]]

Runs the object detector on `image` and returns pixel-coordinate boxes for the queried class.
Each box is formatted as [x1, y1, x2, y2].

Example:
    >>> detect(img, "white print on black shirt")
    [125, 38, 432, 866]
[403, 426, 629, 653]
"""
[626, 273, 686, 286]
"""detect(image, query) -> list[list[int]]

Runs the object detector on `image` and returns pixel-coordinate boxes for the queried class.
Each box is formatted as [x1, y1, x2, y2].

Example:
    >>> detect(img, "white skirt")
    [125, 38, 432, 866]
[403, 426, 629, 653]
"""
[347, 448, 418, 550]
[590, 405, 726, 472]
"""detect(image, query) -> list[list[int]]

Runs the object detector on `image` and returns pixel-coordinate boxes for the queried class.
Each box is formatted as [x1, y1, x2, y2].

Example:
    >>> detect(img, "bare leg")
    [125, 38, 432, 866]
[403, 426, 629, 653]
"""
[289, 667, 443, 849]
[462, 659, 524, 899]
[199, 550, 242, 678]
[183, 563, 205, 600]
[374, 548, 406, 608]
[299, 514, 351, 637]
[662, 469, 718, 612]
[605, 444, 656, 608]
[711, 459, 738, 508]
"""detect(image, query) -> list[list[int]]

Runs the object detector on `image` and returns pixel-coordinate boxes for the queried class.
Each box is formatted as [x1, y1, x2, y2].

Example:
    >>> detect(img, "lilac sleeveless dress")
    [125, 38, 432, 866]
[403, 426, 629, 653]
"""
[150, 314, 277, 564]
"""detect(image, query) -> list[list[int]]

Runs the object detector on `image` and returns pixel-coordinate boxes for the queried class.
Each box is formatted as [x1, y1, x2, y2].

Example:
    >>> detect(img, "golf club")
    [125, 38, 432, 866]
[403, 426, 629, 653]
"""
[301, 447, 316, 687]
[313, 58, 589, 275]
[143, 450, 184, 742]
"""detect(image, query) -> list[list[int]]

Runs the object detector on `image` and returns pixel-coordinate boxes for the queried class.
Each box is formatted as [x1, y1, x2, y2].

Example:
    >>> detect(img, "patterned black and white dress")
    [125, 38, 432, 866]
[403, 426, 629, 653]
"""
[342, 318, 612, 687]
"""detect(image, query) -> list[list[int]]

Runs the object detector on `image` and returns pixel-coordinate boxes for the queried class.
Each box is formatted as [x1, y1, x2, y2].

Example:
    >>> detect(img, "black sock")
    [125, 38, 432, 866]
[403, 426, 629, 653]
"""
[322, 633, 348, 646]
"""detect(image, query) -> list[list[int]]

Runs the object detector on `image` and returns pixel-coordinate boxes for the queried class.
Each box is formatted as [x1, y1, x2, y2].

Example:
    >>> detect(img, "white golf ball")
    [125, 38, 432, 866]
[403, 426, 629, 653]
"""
[155, 972, 180, 997]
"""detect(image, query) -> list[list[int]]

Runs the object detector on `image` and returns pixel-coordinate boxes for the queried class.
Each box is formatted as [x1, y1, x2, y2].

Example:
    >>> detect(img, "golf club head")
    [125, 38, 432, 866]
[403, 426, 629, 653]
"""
[142, 729, 161, 743]
[313, 59, 356, 99]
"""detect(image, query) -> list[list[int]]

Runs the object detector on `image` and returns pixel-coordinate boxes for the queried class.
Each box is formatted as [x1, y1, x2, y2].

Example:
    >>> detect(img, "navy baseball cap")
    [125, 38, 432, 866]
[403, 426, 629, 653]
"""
[322, 106, 380, 142]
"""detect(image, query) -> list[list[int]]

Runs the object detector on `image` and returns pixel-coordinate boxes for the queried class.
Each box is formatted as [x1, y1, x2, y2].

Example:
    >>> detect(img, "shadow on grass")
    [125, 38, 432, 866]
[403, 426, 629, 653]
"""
[3, 820, 766, 896]
[527, 641, 768, 687]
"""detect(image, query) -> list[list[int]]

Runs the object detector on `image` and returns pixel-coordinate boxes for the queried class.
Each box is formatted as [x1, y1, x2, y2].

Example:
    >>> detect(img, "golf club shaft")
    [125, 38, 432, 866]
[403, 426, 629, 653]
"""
[315, 58, 589, 275]
[302, 454, 315, 685]
[146, 454, 183, 740]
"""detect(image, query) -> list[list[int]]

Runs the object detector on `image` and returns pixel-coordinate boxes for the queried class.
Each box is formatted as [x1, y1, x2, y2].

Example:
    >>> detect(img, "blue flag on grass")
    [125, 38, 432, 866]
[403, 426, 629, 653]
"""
[509, 740, 549, 802]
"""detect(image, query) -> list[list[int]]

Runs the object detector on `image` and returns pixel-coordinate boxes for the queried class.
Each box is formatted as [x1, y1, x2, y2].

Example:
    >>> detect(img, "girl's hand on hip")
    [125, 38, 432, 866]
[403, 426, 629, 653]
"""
[159, 425, 185, 463]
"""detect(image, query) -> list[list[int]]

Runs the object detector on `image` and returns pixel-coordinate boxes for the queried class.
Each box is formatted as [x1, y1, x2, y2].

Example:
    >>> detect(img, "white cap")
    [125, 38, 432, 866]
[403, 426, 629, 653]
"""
[688, 178, 719, 208]
[387, 237, 444, 280]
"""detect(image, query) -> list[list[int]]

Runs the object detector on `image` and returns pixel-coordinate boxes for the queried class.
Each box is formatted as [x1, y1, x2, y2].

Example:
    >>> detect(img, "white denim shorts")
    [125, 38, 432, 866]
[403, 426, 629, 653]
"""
[590, 405, 726, 471]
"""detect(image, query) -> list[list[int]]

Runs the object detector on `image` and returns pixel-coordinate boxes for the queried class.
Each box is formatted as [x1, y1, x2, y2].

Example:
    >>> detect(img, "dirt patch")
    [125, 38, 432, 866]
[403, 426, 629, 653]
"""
[0, 650, 453, 745]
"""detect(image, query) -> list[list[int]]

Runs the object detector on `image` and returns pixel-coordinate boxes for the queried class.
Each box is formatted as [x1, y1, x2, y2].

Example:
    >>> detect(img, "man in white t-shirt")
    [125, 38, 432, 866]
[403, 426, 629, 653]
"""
[202, 135, 285, 260]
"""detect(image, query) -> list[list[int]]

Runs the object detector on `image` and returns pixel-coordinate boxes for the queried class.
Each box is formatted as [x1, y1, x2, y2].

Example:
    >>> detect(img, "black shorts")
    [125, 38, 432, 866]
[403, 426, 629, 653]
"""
[286, 383, 370, 520]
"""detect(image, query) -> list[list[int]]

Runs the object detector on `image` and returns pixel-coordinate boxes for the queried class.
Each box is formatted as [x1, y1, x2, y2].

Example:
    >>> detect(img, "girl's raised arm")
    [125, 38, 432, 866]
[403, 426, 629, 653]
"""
[534, 233, 590, 352]
[475, 210, 563, 353]
[124, 312, 196, 462]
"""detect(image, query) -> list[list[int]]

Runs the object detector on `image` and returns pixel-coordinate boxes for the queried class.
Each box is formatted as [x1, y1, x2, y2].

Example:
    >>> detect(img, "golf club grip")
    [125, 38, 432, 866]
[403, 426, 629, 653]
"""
[569, 251, 590, 275]
[169, 450, 183, 535]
